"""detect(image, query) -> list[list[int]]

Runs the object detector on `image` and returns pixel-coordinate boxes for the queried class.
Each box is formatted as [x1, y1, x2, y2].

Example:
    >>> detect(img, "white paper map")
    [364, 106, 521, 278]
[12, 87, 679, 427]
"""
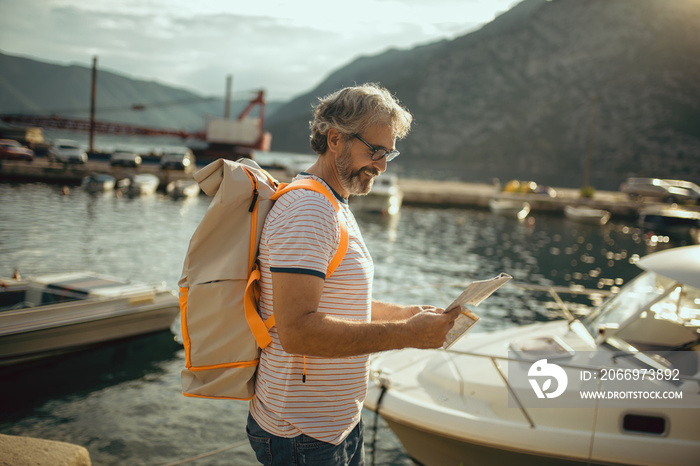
[442, 273, 512, 349]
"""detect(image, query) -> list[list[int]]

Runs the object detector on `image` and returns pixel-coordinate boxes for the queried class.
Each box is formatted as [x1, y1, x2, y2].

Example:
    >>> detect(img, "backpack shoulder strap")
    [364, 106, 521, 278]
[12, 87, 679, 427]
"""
[272, 179, 349, 278]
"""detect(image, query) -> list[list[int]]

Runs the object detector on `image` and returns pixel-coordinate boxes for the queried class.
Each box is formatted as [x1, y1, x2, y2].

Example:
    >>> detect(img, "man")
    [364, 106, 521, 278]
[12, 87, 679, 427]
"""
[247, 83, 460, 465]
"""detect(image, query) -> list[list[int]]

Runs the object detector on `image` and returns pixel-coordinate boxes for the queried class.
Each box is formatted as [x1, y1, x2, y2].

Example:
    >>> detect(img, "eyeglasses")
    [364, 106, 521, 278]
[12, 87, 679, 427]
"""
[353, 134, 400, 162]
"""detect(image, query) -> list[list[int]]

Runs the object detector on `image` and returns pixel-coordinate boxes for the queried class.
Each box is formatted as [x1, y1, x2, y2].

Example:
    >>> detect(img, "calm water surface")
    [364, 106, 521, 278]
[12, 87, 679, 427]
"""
[0, 182, 695, 465]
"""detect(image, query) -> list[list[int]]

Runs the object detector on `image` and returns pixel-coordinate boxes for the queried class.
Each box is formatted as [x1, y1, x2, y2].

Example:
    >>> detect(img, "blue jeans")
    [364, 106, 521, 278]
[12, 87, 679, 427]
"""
[246, 412, 365, 466]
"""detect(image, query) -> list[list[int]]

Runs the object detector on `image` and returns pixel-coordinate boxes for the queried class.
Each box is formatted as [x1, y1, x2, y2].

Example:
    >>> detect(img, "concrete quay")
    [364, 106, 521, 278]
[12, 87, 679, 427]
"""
[0, 159, 193, 188]
[0, 159, 670, 219]
[398, 178, 644, 219]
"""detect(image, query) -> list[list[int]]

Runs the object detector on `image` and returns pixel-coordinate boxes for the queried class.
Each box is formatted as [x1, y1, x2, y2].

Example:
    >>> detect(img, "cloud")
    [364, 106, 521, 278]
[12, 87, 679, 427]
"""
[0, 0, 517, 101]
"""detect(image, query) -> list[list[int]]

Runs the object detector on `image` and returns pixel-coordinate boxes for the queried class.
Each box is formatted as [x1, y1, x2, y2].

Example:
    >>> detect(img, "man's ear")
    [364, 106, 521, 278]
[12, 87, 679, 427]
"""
[326, 128, 344, 155]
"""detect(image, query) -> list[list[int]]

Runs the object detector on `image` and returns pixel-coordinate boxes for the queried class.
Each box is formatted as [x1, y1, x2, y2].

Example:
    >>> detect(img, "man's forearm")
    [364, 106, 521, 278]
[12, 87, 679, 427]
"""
[278, 311, 410, 357]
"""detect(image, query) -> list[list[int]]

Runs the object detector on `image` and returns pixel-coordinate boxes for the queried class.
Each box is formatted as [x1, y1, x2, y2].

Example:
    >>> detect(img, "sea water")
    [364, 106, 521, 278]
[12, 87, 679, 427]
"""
[0, 182, 695, 465]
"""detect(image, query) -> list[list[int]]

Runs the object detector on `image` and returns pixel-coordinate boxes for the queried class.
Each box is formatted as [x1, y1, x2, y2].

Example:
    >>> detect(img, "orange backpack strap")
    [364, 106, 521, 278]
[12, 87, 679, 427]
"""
[244, 267, 273, 349]
[252, 179, 349, 342]
[272, 179, 349, 278]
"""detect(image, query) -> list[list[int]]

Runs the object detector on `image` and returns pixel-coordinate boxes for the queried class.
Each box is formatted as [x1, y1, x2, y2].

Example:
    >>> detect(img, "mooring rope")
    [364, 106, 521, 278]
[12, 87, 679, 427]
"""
[162, 439, 250, 466]
[370, 383, 389, 466]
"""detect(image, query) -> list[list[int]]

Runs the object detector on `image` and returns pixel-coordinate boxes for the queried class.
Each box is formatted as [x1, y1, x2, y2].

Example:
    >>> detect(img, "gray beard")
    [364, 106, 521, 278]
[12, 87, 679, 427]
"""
[336, 145, 379, 196]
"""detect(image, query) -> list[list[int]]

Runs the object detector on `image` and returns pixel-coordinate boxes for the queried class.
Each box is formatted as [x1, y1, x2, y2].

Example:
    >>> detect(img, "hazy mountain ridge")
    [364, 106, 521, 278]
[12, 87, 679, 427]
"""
[267, 0, 700, 189]
[0, 51, 283, 131]
[1, 0, 698, 190]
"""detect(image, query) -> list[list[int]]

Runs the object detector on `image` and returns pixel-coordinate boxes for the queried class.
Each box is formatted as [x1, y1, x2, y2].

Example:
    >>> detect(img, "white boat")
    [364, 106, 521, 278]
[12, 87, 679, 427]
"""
[166, 179, 200, 199]
[639, 205, 700, 231]
[564, 205, 611, 225]
[489, 197, 531, 220]
[365, 245, 700, 466]
[0, 272, 179, 366]
[351, 174, 403, 216]
[117, 173, 160, 196]
[81, 173, 116, 192]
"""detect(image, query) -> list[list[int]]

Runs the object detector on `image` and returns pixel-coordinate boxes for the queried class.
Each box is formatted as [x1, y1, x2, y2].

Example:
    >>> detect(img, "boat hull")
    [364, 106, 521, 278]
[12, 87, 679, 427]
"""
[564, 205, 611, 225]
[382, 416, 613, 466]
[0, 301, 178, 366]
[350, 175, 403, 215]
[117, 174, 160, 196]
[82, 174, 116, 193]
[0, 273, 179, 366]
[489, 198, 530, 220]
[351, 191, 403, 215]
[166, 179, 200, 199]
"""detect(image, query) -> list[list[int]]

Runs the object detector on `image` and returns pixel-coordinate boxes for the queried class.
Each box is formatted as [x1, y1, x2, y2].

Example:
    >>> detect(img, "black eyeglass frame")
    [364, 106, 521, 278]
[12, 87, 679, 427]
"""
[352, 134, 400, 162]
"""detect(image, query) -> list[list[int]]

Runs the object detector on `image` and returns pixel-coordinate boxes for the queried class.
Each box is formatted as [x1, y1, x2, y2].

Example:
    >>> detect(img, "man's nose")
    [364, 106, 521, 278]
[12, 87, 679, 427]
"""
[372, 157, 387, 173]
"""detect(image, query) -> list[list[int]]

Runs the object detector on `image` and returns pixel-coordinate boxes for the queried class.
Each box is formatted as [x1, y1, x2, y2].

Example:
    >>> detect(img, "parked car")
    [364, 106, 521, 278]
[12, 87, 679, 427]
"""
[0, 139, 34, 162]
[160, 146, 195, 171]
[49, 139, 87, 164]
[110, 149, 142, 168]
[621, 177, 700, 204]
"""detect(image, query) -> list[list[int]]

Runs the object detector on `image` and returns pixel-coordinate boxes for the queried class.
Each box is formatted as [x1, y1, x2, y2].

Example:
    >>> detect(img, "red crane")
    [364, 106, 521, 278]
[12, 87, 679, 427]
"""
[0, 90, 269, 150]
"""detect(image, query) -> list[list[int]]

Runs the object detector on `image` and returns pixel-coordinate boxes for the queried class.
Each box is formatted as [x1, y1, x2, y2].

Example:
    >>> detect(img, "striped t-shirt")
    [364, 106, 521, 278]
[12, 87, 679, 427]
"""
[249, 173, 373, 445]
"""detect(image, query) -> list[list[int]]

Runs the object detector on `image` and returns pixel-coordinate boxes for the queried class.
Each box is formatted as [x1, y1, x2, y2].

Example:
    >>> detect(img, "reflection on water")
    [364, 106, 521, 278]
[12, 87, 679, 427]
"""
[366, 206, 694, 329]
[0, 332, 180, 421]
[0, 182, 696, 465]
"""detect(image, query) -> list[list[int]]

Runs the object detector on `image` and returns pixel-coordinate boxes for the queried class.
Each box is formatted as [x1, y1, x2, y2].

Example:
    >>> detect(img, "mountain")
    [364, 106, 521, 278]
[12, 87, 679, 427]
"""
[0, 51, 284, 132]
[266, 0, 700, 190]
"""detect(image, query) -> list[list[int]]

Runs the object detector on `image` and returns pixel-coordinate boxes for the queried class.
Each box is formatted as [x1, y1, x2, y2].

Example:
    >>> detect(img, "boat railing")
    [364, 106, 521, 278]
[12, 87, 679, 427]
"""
[508, 282, 614, 322]
[374, 280, 615, 322]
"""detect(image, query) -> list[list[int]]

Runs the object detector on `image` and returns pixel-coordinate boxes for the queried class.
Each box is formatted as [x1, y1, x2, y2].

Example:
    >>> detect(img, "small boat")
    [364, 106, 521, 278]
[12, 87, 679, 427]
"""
[0, 272, 179, 366]
[564, 205, 611, 225]
[117, 173, 160, 196]
[81, 173, 116, 192]
[489, 197, 531, 220]
[366, 245, 700, 466]
[166, 179, 200, 199]
[351, 174, 403, 216]
[639, 205, 700, 231]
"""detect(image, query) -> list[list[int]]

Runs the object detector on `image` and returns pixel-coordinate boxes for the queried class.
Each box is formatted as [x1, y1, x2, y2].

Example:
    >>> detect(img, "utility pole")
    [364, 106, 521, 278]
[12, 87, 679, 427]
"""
[224, 75, 232, 119]
[584, 95, 598, 190]
[89, 56, 97, 153]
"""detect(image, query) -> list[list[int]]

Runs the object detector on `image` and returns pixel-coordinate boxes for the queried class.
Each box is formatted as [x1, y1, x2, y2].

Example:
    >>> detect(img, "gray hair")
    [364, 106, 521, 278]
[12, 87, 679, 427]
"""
[309, 83, 413, 155]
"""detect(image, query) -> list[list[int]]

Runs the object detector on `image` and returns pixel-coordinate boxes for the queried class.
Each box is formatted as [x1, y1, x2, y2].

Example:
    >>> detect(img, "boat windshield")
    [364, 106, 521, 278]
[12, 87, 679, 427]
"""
[584, 272, 674, 337]
[583, 271, 700, 350]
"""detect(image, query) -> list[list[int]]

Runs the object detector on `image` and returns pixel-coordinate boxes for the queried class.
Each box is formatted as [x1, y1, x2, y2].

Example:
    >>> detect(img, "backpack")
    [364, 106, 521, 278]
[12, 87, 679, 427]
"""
[178, 158, 349, 400]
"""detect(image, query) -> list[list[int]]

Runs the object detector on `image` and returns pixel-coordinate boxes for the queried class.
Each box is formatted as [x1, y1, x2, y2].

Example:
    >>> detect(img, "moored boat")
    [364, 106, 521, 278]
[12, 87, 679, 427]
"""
[489, 197, 531, 220]
[564, 205, 611, 225]
[0, 271, 179, 366]
[166, 179, 200, 199]
[366, 245, 700, 466]
[638, 205, 700, 231]
[117, 173, 160, 196]
[351, 174, 403, 216]
[81, 173, 116, 192]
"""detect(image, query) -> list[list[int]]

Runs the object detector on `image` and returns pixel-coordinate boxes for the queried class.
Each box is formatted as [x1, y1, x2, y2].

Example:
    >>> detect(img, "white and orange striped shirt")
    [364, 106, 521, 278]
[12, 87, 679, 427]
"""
[249, 173, 373, 445]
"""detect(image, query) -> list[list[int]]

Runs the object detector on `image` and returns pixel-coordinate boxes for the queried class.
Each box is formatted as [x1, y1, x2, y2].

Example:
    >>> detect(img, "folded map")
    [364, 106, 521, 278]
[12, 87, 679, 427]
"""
[442, 273, 512, 349]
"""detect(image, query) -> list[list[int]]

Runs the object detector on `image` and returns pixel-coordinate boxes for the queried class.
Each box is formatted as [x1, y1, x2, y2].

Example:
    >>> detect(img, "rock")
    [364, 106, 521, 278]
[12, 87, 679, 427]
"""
[0, 434, 91, 466]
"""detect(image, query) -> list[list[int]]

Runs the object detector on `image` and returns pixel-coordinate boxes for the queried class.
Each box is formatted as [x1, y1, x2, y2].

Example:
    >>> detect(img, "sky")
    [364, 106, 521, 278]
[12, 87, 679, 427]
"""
[0, 0, 520, 102]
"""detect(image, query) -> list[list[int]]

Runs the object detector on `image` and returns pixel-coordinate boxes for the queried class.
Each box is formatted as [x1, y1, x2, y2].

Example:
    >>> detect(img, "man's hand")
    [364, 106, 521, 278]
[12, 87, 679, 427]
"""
[404, 306, 461, 349]
[402, 304, 441, 318]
